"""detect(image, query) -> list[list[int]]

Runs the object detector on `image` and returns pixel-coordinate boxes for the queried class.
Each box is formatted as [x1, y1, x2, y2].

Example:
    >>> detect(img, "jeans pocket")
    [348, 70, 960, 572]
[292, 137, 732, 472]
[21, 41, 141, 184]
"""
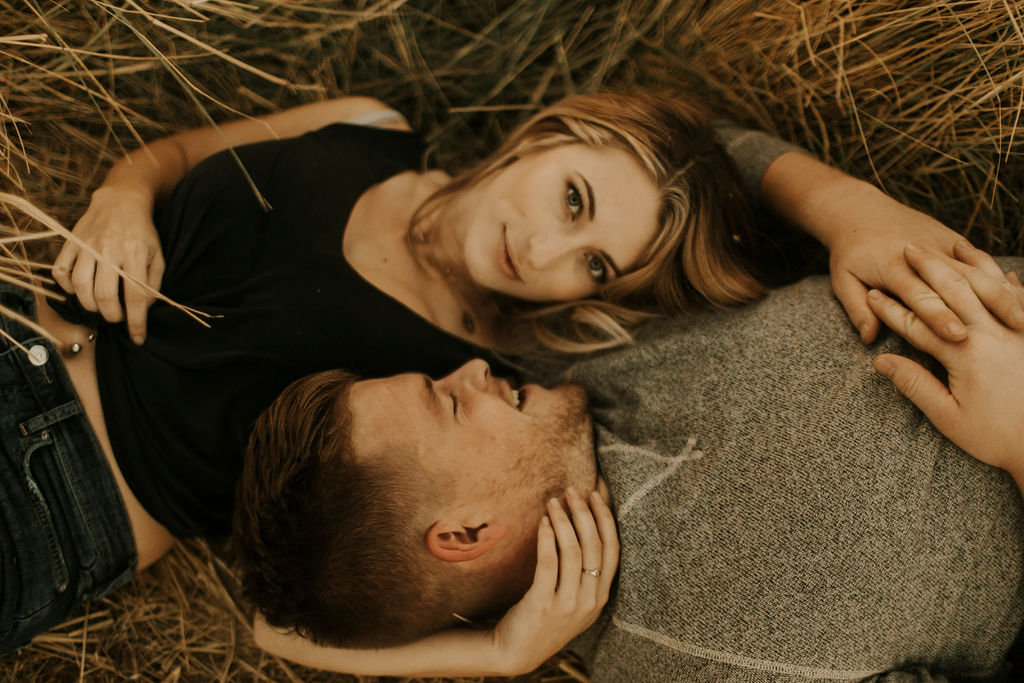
[0, 433, 70, 652]
[20, 432, 71, 597]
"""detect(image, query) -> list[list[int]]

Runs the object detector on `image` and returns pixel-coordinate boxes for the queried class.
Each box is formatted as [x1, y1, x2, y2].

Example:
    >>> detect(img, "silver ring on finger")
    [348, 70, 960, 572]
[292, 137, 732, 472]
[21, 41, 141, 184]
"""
[582, 567, 602, 577]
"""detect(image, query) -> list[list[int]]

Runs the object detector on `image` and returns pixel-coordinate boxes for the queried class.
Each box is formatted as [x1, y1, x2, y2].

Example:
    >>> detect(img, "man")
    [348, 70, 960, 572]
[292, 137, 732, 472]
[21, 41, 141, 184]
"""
[235, 247, 1024, 680]
[234, 246, 1024, 680]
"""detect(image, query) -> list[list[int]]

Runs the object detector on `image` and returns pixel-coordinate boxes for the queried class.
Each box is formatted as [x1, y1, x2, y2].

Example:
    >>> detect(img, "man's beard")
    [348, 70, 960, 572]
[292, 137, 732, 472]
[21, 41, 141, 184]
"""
[532, 382, 595, 502]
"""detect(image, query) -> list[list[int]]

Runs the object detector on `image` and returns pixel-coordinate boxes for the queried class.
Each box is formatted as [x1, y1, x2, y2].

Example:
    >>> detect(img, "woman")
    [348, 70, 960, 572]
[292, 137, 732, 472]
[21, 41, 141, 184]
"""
[1, 91, 758, 665]
[2, 91, 1006, 673]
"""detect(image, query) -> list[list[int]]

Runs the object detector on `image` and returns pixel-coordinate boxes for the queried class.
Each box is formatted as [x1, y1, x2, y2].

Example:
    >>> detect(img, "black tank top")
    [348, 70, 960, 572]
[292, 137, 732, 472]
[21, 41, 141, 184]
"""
[57, 123, 509, 538]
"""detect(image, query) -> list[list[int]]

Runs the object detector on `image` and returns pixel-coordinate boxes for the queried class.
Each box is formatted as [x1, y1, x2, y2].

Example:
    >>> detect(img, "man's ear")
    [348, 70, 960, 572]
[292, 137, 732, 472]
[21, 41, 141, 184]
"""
[426, 520, 508, 562]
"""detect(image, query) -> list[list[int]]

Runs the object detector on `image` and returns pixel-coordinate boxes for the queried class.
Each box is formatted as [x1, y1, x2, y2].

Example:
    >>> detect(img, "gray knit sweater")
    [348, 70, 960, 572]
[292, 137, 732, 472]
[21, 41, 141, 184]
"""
[554, 263, 1024, 682]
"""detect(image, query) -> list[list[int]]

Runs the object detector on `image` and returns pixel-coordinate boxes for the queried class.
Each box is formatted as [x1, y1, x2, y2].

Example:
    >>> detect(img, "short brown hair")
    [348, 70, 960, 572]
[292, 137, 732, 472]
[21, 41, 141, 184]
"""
[416, 91, 764, 352]
[233, 369, 527, 647]
[233, 369, 431, 646]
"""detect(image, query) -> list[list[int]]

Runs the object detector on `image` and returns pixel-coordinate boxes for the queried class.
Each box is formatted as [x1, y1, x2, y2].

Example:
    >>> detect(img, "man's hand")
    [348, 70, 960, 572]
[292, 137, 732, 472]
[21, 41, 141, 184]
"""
[490, 484, 619, 674]
[868, 244, 1024, 482]
[52, 185, 165, 345]
[760, 152, 1024, 343]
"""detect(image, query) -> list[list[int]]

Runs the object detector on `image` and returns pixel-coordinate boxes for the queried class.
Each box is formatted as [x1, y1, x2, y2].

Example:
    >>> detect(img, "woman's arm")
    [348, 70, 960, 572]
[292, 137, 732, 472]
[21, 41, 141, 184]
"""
[868, 244, 1024, 495]
[255, 487, 619, 677]
[758, 150, 1024, 344]
[51, 96, 407, 344]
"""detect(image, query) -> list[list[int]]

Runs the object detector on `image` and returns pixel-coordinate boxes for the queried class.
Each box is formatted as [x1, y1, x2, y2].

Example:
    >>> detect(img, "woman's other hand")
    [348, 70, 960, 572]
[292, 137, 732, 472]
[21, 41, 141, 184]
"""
[51, 95, 407, 346]
[490, 484, 619, 675]
[868, 245, 1024, 485]
[52, 185, 165, 345]
[759, 152, 1024, 344]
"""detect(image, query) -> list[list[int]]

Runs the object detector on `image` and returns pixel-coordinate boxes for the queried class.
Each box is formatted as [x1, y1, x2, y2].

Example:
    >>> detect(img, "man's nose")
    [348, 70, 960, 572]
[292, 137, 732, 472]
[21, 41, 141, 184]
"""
[451, 359, 491, 391]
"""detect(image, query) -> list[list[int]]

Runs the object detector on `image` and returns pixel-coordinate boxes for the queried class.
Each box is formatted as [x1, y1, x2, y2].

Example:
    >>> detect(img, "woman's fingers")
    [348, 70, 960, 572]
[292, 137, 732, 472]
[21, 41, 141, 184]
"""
[527, 516, 559, 600]
[953, 239, 1012, 280]
[94, 262, 124, 323]
[51, 241, 80, 293]
[124, 249, 164, 345]
[831, 269, 881, 343]
[565, 489, 602, 590]
[590, 490, 619, 598]
[546, 497, 582, 599]
[950, 242, 1024, 330]
[70, 255, 99, 312]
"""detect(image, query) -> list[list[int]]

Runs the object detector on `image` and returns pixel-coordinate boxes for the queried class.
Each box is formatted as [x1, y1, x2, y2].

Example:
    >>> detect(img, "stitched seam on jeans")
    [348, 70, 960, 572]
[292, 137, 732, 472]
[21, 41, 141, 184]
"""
[610, 616, 886, 679]
[22, 438, 70, 592]
[48, 424, 101, 577]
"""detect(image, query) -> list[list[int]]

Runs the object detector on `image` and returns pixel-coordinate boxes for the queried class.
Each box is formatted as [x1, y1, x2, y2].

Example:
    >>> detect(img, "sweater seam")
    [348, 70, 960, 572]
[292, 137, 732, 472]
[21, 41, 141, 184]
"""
[610, 616, 886, 679]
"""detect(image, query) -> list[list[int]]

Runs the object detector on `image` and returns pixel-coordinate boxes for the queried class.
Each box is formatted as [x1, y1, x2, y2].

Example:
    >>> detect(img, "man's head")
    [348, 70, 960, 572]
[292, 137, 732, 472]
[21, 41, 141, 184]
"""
[233, 359, 595, 647]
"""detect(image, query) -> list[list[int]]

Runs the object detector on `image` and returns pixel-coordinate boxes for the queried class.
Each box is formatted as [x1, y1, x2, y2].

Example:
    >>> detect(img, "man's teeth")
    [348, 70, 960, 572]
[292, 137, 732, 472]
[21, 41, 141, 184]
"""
[512, 389, 520, 408]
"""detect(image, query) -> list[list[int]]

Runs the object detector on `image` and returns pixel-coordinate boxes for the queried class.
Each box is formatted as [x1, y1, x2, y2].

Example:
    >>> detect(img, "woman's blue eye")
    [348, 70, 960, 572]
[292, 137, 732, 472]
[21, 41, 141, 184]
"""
[586, 253, 607, 282]
[567, 183, 583, 217]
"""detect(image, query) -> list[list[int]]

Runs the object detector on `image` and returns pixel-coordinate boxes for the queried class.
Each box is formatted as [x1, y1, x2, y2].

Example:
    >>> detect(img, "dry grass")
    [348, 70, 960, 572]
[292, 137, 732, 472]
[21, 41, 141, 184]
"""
[1, 0, 1021, 680]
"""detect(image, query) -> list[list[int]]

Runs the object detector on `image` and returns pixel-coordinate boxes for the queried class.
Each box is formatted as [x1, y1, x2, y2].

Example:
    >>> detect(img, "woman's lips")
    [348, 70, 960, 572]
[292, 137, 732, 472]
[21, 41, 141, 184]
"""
[500, 225, 523, 281]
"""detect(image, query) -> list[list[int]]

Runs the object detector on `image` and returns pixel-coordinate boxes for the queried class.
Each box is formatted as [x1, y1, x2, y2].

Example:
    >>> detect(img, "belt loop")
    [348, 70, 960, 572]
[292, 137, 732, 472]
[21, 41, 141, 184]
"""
[18, 400, 85, 436]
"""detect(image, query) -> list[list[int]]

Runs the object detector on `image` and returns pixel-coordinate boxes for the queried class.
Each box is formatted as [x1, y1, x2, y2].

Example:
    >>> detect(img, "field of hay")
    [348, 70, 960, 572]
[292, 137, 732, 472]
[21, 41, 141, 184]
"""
[1, 1, 1022, 681]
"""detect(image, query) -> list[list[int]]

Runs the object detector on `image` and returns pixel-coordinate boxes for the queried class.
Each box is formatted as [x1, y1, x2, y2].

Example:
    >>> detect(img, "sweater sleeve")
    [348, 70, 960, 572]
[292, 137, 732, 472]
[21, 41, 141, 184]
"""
[714, 120, 809, 205]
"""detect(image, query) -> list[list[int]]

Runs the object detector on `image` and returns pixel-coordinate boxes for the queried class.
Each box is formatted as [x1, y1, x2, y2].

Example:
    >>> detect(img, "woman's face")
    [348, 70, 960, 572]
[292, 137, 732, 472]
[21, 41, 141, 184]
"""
[450, 143, 661, 302]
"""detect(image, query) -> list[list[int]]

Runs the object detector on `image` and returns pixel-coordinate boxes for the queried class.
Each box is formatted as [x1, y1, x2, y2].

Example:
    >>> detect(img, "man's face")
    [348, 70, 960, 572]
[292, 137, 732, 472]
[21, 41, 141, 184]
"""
[347, 359, 596, 527]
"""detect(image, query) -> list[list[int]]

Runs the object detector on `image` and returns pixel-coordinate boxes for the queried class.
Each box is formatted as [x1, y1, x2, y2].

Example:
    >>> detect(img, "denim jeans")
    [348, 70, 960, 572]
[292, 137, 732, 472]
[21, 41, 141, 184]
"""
[0, 284, 136, 655]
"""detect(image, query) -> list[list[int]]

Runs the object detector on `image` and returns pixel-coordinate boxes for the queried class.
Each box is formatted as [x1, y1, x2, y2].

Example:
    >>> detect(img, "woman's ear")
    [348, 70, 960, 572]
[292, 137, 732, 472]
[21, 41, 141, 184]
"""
[426, 520, 508, 562]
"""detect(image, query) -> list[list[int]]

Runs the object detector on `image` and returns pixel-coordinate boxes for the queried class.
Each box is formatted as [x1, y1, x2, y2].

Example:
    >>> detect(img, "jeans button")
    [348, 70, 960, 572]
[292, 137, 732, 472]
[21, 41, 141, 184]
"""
[28, 344, 49, 367]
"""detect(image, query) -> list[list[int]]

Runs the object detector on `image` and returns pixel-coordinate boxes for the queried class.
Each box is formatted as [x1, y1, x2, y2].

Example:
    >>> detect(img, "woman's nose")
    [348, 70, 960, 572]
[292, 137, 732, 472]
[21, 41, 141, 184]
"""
[527, 231, 575, 271]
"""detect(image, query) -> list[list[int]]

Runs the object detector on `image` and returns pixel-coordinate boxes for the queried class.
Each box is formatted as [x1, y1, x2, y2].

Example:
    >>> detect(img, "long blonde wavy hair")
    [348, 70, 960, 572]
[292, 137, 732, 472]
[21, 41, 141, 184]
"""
[415, 92, 765, 354]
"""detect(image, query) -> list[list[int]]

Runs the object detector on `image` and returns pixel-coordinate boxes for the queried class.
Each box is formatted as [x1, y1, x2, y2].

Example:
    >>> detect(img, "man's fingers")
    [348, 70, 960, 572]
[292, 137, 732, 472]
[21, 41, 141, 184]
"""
[866, 289, 945, 359]
[832, 270, 879, 343]
[903, 244, 986, 329]
[872, 353, 959, 438]
[884, 265, 967, 342]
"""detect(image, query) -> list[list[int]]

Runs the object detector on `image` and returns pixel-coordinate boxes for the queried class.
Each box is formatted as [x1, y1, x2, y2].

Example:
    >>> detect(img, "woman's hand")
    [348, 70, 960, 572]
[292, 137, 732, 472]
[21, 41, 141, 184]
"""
[52, 185, 165, 345]
[759, 152, 1024, 343]
[868, 244, 1024, 482]
[251, 483, 619, 678]
[490, 485, 619, 675]
[824, 184, 965, 343]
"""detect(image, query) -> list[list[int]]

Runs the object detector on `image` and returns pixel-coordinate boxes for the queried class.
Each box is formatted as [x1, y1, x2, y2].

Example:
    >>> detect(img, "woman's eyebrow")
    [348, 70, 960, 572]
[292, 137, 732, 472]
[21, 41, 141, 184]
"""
[582, 175, 595, 220]
[602, 251, 622, 278]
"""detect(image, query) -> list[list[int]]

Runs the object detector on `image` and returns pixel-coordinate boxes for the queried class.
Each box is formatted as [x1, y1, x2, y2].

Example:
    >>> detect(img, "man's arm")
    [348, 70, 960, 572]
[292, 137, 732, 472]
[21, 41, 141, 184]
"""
[868, 244, 1024, 495]
[718, 123, 1024, 344]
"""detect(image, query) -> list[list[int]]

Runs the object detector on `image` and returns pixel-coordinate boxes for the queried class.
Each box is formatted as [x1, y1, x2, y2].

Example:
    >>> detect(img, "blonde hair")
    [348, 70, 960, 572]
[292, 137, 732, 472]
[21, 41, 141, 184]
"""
[416, 91, 765, 353]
